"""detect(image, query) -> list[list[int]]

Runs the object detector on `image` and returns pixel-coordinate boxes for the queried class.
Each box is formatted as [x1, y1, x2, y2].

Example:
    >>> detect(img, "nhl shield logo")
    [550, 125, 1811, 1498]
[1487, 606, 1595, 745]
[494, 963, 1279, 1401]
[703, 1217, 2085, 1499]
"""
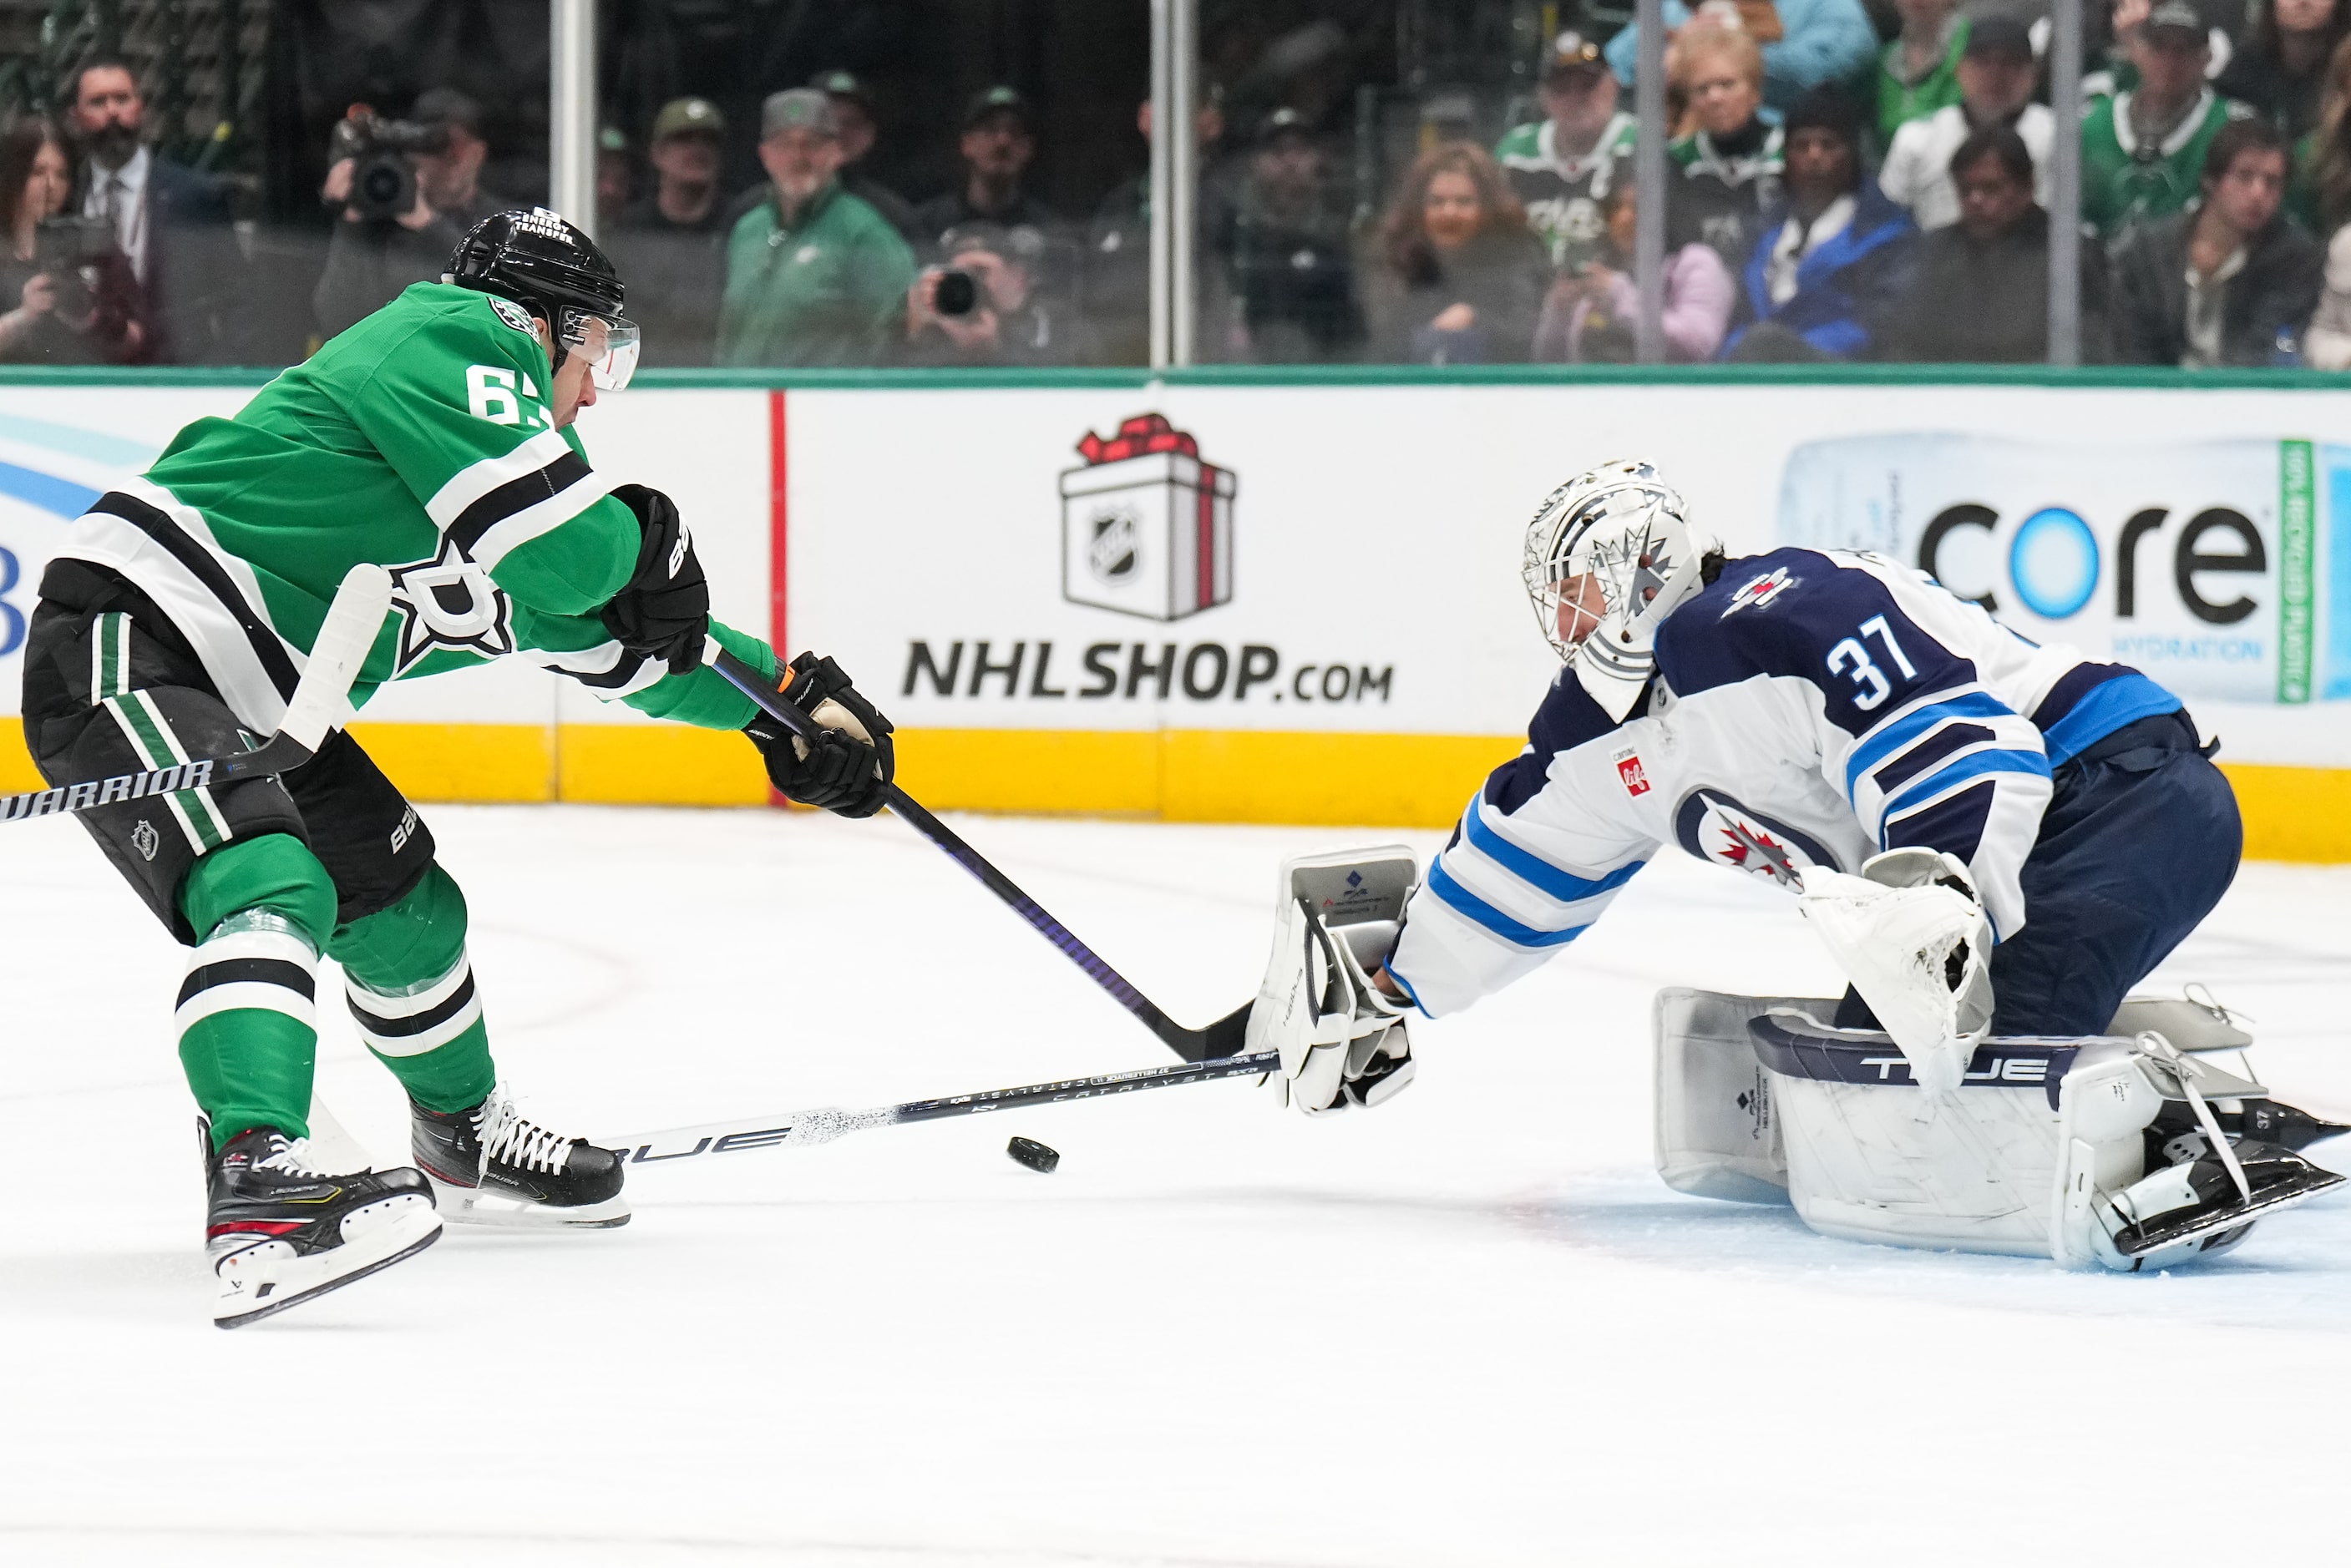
[1087, 510, 1140, 585]
[131, 818, 160, 862]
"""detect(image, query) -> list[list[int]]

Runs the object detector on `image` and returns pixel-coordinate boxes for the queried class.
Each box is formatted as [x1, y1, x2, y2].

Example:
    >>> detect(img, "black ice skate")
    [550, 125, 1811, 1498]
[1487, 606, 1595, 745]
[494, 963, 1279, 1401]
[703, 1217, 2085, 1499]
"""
[410, 1086, 629, 1229]
[2105, 1141, 2344, 1267]
[205, 1123, 442, 1329]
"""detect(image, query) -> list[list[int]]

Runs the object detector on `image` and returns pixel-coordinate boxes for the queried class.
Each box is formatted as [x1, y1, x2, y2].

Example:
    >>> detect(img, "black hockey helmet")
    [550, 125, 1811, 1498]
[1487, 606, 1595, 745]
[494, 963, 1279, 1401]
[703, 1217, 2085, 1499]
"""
[446, 207, 639, 387]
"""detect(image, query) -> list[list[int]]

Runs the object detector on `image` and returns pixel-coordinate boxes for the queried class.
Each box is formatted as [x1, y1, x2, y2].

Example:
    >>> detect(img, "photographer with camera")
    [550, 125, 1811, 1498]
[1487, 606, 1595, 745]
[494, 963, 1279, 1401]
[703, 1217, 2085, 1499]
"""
[902, 221, 1072, 366]
[0, 119, 140, 364]
[312, 88, 508, 339]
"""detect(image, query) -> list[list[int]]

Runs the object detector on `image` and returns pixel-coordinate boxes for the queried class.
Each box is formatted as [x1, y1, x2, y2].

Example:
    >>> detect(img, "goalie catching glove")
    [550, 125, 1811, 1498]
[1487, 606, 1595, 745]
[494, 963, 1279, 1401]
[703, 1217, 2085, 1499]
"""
[743, 652, 896, 818]
[1797, 847, 1994, 1096]
[1244, 847, 1421, 1116]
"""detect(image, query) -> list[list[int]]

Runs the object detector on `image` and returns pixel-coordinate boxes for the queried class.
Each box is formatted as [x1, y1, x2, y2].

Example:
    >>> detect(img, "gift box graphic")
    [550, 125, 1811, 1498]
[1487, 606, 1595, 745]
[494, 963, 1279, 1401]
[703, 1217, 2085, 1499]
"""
[1059, 414, 1236, 621]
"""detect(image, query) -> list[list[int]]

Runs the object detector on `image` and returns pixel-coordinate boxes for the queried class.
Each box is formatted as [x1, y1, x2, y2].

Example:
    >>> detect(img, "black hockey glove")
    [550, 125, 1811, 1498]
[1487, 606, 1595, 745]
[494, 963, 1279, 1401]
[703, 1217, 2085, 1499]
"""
[743, 652, 897, 818]
[598, 484, 710, 676]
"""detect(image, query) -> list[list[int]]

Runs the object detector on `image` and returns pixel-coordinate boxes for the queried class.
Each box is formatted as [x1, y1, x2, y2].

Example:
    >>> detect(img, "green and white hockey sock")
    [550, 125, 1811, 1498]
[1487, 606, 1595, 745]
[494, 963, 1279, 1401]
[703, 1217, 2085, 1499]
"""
[177, 909, 320, 1151]
[332, 864, 494, 1115]
[178, 834, 339, 1153]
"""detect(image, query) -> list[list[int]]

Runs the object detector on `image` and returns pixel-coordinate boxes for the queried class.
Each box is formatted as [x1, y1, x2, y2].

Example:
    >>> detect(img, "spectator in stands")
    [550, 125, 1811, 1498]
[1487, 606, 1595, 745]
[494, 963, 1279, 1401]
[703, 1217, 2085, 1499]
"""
[1221, 109, 1361, 362]
[0, 119, 139, 364]
[2082, 1, 2250, 240]
[596, 126, 632, 228]
[1667, 28, 1786, 271]
[66, 56, 235, 363]
[2217, 0, 2348, 141]
[1881, 17, 2052, 230]
[604, 97, 729, 369]
[717, 89, 915, 367]
[1885, 124, 2110, 362]
[902, 221, 1072, 365]
[1877, 0, 1969, 145]
[1723, 91, 1916, 360]
[1362, 142, 1550, 364]
[2112, 118, 2323, 363]
[811, 70, 920, 241]
[1533, 179, 1733, 362]
[912, 87, 1056, 251]
[1497, 30, 1638, 271]
[2294, 33, 2351, 231]
[314, 88, 508, 339]
[1607, 0, 1877, 113]
[2299, 218, 2351, 364]
[1085, 94, 1230, 365]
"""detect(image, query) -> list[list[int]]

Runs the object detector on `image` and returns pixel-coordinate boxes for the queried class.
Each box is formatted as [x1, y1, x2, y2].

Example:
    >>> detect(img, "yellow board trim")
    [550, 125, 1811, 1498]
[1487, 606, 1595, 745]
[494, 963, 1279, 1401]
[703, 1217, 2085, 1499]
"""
[2, 720, 2348, 860]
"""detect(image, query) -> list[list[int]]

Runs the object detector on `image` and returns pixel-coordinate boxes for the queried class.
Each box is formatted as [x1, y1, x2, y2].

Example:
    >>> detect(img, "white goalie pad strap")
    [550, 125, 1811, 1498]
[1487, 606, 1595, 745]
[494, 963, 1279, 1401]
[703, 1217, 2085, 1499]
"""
[1247, 847, 1419, 1115]
[1796, 849, 1992, 1096]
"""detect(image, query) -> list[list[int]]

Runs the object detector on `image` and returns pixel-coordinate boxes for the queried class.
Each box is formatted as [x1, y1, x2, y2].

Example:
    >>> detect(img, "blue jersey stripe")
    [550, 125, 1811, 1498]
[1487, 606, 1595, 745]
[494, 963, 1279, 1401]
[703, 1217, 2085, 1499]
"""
[1426, 858, 1591, 950]
[1462, 802, 1644, 904]
[1880, 746, 2053, 824]
[2039, 671, 2183, 765]
[1842, 690, 2014, 802]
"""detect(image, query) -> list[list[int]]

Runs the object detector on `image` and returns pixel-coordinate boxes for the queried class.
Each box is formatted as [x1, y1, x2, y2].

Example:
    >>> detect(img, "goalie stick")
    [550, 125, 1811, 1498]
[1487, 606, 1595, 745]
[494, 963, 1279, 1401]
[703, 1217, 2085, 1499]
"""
[0, 562, 394, 824]
[598, 1049, 1282, 1166]
[710, 646, 1253, 1063]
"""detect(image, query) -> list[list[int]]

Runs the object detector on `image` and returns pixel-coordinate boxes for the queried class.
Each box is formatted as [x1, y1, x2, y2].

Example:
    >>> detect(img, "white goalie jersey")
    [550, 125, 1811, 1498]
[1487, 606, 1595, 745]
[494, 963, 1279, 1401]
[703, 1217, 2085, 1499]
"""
[1386, 547, 2186, 1018]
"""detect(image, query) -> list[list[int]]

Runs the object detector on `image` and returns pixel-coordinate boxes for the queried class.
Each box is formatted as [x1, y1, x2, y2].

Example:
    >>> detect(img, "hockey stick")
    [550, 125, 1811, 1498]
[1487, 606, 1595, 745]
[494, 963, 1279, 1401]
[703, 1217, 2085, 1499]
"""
[600, 1048, 1281, 1166]
[710, 646, 1253, 1063]
[0, 562, 393, 824]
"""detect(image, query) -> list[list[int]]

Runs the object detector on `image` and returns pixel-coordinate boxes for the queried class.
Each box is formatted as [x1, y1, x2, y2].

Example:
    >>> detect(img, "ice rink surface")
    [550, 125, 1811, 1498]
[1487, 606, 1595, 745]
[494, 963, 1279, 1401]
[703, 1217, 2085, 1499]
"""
[3, 802, 2348, 1566]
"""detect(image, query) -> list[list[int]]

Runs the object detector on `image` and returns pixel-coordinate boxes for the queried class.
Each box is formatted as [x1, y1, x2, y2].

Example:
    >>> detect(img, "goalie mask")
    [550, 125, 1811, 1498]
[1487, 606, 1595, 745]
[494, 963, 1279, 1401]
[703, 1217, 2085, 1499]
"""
[1521, 460, 1717, 720]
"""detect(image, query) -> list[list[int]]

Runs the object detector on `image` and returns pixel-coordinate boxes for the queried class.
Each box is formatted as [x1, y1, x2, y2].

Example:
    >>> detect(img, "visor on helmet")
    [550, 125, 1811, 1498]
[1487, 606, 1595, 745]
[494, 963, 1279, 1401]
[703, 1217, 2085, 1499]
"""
[559, 307, 641, 391]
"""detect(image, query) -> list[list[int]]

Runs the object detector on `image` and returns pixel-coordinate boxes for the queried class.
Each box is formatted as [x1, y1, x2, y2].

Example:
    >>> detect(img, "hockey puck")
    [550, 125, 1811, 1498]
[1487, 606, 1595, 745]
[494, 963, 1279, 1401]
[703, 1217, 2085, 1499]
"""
[1006, 1136, 1060, 1174]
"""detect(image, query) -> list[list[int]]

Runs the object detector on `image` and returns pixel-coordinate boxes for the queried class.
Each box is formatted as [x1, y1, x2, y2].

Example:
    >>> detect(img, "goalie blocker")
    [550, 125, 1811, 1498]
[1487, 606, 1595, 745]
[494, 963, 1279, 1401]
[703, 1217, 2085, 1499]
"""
[1654, 989, 2346, 1271]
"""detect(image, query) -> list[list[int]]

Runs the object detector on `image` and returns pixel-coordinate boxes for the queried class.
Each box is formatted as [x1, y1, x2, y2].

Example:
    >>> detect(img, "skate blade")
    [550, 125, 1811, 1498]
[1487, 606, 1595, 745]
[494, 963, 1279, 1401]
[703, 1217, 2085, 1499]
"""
[214, 1200, 442, 1329]
[428, 1172, 631, 1230]
[2116, 1167, 2347, 1259]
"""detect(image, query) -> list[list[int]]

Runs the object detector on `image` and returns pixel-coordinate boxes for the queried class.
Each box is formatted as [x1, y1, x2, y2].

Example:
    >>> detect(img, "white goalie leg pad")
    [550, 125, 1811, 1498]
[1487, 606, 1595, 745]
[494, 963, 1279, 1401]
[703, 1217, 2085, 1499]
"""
[1796, 848, 1993, 1096]
[1751, 1010, 2152, 1257]
[1651, 989, 1798, 1205]
[1245, 847, 1420, 1116]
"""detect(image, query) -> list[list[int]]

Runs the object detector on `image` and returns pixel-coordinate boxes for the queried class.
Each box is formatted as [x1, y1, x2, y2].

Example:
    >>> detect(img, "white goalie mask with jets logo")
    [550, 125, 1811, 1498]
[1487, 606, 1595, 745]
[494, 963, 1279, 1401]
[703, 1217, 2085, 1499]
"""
[1521, 458, 1718, 720]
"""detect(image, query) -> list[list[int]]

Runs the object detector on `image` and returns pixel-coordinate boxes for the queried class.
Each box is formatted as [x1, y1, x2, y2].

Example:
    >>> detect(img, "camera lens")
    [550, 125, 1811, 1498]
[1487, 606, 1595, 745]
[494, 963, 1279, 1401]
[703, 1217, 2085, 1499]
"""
[934, 270, 979, 317]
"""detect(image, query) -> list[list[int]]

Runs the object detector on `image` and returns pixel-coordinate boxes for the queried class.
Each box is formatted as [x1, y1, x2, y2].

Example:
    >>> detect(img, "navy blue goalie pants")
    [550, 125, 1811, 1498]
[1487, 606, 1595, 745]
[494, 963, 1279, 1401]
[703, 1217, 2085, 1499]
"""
[1834, 709, 2242, 1039]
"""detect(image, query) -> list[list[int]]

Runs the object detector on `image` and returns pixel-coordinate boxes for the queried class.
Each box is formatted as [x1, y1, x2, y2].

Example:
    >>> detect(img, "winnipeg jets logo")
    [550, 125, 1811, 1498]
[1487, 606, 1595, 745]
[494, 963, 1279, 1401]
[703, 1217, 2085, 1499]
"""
[386, 539, 515, 675]
[1721, 567, 1796, 617]
[1671, 788, 1840, 889]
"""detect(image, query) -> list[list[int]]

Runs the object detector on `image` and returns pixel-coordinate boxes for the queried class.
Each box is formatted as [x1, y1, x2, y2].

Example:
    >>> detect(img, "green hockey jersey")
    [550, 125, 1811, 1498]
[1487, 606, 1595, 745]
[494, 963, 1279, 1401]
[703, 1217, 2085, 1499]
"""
[1496, 113, 1638, 269]
[2080, 89, 2247, 240]
[54, 281, 774, 734]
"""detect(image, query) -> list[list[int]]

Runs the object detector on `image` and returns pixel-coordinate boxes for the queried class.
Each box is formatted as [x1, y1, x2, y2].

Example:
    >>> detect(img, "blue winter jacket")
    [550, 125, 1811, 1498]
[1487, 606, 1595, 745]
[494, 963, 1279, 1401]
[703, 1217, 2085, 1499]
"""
[1721, 180, 1917, 360]
[1605, 0, 1878, 109]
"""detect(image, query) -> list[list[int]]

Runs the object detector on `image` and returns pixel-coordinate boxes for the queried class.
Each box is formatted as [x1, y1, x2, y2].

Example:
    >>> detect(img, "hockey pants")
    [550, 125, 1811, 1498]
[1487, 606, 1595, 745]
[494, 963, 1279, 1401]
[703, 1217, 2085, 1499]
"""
[23, 565, 496, 1151]
[1837, 709, 2242, 1038]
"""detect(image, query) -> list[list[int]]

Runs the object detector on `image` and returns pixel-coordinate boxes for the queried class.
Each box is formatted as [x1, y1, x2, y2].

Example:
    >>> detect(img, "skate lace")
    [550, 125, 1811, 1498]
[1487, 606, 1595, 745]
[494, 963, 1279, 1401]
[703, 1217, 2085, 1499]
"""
[255, 1136, 333, 1178]
[477, 1090, 575, 1176]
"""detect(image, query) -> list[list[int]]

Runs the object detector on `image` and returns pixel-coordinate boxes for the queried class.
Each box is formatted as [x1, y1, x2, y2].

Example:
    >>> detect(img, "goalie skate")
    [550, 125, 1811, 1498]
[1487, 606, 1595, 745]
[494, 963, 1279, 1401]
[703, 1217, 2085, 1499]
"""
[412, 1085, 630, 1229]
[2100, 1141, 2345, 1267]
[205, 1124, 441, 1329]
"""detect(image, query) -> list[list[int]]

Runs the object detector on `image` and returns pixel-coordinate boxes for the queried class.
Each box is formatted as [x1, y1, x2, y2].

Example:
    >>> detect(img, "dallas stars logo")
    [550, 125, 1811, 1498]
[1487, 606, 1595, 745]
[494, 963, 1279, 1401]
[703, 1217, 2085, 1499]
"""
[386, 539, 515, 675]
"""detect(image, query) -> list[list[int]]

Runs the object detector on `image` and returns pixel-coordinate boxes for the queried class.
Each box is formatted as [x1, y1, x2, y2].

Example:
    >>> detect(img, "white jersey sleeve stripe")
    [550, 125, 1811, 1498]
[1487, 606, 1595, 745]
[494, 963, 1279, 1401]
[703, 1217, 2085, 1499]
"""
[1841, 689, 2014, 803]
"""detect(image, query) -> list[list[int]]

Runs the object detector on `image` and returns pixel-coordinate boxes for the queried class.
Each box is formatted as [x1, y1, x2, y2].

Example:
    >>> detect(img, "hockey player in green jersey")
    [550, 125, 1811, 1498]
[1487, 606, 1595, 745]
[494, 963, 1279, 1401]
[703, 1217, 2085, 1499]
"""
[18, 209, 896, 1326]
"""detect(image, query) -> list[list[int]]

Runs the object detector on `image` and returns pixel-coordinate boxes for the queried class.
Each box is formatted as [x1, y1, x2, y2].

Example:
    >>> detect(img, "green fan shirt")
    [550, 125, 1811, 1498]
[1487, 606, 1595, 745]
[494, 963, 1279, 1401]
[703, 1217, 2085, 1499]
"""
[57, 281, 773, 732]
[2080, 89, 2247, 240]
